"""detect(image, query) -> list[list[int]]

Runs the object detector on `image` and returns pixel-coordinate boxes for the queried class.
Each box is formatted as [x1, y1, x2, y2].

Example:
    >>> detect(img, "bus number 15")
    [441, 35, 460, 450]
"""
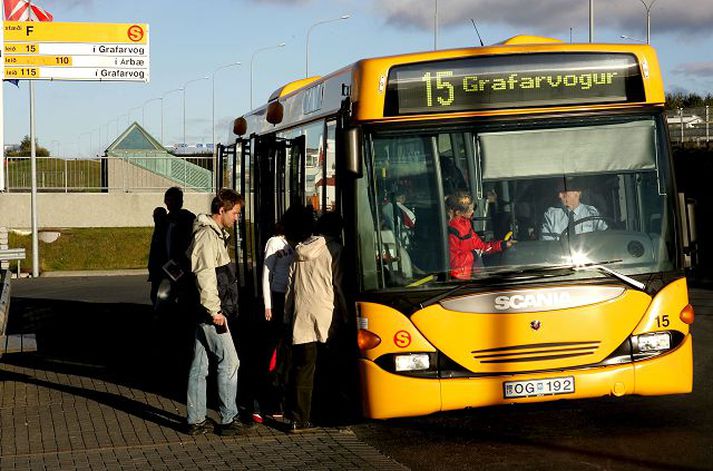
[422, 71, 455, 107]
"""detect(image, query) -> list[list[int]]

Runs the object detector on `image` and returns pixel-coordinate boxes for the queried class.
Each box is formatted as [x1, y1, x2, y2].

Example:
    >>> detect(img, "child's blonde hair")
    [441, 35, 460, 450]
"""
[446, 190, 475, 215]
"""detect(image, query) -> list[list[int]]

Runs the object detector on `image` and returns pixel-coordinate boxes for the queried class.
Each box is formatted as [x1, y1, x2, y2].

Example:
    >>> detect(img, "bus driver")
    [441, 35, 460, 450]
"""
[540, 179, 607, 240]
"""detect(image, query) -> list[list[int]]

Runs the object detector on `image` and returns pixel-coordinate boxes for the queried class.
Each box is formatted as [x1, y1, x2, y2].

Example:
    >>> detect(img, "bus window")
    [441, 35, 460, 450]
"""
[304, 121, 325, 215]
[325, 120, 337, 212]
[371, 135, 446, 287]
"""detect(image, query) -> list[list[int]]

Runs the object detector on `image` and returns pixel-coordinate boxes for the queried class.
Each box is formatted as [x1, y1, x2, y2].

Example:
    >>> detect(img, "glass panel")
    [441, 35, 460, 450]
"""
[304, 121, 325, 214]
[360, 115, 676, 290]
[371, 135, 446, 287]
[325, 120, 337, 212]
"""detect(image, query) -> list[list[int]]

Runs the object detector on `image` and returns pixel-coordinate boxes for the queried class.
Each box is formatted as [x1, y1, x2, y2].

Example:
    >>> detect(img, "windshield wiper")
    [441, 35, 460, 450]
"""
[574, 262, 646, 291]
[419, 259, 645, 309]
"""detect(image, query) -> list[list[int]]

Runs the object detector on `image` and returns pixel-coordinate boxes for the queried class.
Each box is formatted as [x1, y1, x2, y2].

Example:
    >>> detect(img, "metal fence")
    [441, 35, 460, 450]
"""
[3, 155, 215, 193]
[667, 106, 713, 145]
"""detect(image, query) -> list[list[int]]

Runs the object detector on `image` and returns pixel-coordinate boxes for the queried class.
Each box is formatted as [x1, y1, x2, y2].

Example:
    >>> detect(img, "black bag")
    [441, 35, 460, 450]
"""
[216, 262, 239, 319]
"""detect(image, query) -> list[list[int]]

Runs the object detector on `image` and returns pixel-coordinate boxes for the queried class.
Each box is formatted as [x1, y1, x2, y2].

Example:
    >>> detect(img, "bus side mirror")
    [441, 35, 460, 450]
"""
[346, 127, 363, 177]
[266, 101, 284, 125]
[233, 117, 247, 136]
[678, 192, 698, 268]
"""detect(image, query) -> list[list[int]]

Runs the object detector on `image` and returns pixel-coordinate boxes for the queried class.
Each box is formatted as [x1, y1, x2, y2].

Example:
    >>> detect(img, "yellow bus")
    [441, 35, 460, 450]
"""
[220, 35, 696, 419]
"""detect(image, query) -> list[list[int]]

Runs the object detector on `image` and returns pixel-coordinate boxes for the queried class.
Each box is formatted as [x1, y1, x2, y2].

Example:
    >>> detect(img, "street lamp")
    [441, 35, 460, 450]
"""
[142, 97, 162, 128]
[211, 62, 241, 150]
[637, 0, 657, 44]
[433, 0, 438, 50]
[128, 106, 142, 124]
[305, 15, 350, 77]
[162, 87, 183, 146]
[182, 76, 209, 145]
[250, 42, 287, 109]
[80, 131, 92, 157]
[620, 34, 646, 43]
[106, 118, 118, 146]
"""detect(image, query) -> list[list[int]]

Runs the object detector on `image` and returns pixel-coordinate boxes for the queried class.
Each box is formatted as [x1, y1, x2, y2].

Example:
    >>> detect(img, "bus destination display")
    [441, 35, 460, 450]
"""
[385, 53, 645, 115]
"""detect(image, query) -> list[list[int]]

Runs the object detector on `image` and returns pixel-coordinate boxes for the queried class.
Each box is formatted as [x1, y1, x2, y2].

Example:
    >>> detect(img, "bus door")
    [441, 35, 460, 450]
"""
[287, 135, 306, 208]
[233, 138, 250, 294]
[216, 141, 237, 191]
[252, 135, 278, 298]
[252, 134, 298, 300]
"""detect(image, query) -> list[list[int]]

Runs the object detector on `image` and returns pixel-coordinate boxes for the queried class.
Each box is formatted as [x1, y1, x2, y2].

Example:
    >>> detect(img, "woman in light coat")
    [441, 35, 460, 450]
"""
[284, 206, 336, 432]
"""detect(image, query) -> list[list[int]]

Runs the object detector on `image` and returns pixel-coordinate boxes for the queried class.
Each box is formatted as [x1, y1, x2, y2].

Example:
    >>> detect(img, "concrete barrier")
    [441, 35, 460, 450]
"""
[0, 192, 213, 229]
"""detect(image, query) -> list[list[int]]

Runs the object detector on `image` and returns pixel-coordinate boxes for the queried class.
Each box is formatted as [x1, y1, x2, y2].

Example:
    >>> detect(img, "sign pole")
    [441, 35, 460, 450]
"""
[29, 80, 38, 277]
[1, 19, 5, 192]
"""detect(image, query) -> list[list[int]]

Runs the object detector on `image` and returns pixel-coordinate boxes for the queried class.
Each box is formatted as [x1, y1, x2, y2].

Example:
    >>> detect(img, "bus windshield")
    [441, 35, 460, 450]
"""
[360, 115, 677, 290]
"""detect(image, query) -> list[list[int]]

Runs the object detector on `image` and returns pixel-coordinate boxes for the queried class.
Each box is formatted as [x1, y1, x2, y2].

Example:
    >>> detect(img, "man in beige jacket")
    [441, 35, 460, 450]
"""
[185, 189, 243, 436]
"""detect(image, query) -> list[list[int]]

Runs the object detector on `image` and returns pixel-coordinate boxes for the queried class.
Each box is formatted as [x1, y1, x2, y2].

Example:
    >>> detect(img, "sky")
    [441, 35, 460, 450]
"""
[3, 0, 713, 156]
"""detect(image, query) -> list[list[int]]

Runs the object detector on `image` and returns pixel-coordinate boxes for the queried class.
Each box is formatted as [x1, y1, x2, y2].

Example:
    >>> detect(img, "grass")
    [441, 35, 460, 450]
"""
[8, 227, 153, 272]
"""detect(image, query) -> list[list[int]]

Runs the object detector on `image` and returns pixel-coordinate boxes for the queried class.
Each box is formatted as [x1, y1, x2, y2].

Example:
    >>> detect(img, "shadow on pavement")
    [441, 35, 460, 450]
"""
[5, 296, 193, 411]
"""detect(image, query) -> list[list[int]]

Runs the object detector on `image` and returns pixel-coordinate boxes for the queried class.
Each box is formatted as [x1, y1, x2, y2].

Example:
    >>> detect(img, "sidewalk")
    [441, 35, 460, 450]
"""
[0, 353, 406, 470]
[1, 275, 407, 470]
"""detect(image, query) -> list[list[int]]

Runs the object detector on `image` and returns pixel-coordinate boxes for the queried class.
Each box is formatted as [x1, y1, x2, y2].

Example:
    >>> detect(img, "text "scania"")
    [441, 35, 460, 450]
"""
[494, 292, 572, 311]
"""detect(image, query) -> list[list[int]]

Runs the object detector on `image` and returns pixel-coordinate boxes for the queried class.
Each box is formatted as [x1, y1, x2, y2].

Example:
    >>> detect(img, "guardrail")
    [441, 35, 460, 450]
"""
[0, 269, 11, 359]
[668, 106, 712, 145]
[0, 248, 26, 277]
[2, 155, 214, 193]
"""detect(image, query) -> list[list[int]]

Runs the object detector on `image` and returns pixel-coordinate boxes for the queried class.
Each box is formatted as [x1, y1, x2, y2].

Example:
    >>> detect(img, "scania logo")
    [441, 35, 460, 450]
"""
[530, 320, 542, 331]
[494, 292, 572, 311]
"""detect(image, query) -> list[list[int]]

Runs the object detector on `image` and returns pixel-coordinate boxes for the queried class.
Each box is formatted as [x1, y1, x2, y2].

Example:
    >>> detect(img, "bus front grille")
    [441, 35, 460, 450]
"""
[471, 341, 601, 364]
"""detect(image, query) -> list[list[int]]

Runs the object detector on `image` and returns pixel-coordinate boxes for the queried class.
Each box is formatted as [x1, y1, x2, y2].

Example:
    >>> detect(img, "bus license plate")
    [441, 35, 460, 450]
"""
[503, 376, 575, 399]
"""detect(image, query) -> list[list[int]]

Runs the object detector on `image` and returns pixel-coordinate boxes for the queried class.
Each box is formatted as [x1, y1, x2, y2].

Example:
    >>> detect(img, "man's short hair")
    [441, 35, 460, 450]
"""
[164, 186, 184, 206]
[211, 188, 244, 214]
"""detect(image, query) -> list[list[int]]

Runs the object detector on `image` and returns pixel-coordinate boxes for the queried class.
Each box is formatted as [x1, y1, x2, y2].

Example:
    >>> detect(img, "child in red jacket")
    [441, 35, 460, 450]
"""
[447, 191, 513, 280]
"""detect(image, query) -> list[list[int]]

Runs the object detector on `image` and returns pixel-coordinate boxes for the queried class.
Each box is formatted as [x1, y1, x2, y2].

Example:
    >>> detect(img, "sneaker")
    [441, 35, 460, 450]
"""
[185, 419, 213, 436]
[251, 412, 264, 424]
[216, 420, 244, 437]
[289, 421, 316, 433]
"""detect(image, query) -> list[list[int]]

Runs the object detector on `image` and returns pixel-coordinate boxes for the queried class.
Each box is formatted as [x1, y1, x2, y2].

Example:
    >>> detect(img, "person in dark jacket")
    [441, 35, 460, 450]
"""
[148, 186, 195, 307]
[184, 189, 243, 436]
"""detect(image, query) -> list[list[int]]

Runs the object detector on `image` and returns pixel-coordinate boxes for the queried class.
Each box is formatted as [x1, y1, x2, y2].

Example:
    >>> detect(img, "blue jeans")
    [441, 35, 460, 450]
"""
[186, 322, 240, 425]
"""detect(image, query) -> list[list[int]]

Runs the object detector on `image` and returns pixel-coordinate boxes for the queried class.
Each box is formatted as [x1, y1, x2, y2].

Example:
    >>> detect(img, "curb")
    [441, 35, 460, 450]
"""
[39, 269, 149, 278]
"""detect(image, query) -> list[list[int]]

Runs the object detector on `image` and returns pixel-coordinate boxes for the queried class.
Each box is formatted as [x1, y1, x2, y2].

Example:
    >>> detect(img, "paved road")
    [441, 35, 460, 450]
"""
[4, 275, 712, 470]
[352, 287, 713, 471]
[1, 274, 406, 470]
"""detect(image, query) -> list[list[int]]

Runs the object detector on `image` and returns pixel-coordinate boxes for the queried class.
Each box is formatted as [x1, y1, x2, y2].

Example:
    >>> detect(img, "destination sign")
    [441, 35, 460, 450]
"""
[2, 21, 150, 82]
[6, 54, 146, 67]
[384, 53, 645, 116]
[4, 42, 147, 55]
[5, 66, 147, 81]
[4, 21, 148, 44]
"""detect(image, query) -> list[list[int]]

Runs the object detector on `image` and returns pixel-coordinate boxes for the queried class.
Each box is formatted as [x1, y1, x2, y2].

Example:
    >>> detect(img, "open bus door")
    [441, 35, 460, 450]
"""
[218, 139, 251, 301]
[246, 134, 304, 302]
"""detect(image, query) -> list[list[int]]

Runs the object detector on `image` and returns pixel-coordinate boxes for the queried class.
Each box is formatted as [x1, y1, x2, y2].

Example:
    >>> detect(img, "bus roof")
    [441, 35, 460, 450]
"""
[235, 35, 664, 137]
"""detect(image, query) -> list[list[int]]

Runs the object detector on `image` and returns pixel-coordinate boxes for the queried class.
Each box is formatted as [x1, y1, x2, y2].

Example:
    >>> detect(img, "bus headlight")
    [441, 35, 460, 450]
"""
[635, 332, 672, 352]
[394, 353, 430, 372]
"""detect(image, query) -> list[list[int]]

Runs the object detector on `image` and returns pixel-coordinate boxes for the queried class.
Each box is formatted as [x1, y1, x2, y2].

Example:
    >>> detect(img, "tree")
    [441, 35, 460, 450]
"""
[665, 92, 713, 110]
[4, 135, 50, 157]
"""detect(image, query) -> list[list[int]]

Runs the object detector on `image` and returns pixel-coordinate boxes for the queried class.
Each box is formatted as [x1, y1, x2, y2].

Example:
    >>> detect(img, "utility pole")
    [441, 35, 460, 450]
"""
[589, 0, 594, 42]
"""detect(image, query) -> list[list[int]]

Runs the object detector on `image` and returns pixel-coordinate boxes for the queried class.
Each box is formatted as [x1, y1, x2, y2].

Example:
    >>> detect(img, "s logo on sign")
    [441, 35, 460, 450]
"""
[393, 330, 412, 348]
[530, 320, 542, 331]
[128, 25, 144, 42]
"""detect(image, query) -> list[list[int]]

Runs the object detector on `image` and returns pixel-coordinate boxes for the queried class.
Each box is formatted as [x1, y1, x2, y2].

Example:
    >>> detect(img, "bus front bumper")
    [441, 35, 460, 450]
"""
[359, 334, 692, 420]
